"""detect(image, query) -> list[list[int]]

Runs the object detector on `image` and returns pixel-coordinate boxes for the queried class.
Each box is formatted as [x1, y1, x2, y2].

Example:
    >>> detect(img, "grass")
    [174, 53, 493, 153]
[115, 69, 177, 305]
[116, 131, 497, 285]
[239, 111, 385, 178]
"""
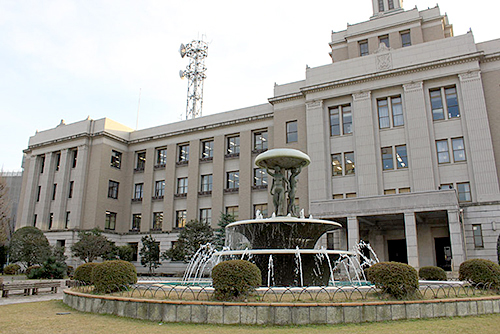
[1, 300, 500, 334]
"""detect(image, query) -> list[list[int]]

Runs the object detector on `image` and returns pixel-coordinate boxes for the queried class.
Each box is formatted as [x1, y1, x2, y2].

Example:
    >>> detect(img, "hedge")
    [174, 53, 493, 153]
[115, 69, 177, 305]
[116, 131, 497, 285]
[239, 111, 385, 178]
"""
[74, 262, 100, 284]
[459, 258, 500, 289]
[92, 260, 137, 293]
[419, 266, 447, 281]
[365, 262, 419, 299]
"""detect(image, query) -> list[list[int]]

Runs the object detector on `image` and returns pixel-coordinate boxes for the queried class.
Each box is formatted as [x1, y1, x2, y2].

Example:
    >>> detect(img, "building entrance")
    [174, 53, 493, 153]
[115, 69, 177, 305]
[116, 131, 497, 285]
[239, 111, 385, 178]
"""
[434, 237, 452, 271]
[387, 239, 407, 263]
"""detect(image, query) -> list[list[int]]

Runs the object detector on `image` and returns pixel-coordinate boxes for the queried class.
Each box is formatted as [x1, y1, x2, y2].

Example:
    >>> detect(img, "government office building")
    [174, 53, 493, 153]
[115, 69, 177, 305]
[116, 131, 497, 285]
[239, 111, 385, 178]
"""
[16, 0, 500, 273]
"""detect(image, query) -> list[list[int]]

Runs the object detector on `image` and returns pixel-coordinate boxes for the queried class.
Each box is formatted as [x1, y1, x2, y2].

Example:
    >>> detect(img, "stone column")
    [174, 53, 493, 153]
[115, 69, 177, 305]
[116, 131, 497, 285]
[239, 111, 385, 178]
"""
[53, 149, 71, 229]
[70, 144, 89, 229]
[403, 82, 435, 191]
[352, 91, 378, 196]
[347, 216, 359, 251]
[19, 155, 40, 227]
[447, 209, 465, 271]
[404, 211, 419, 269]
[186, 139, 200, 222]
[38, 153, 55, 230]
[139, 148, 155, 233]
[305, 100, 330, 202]
[458, 71, 500, 202]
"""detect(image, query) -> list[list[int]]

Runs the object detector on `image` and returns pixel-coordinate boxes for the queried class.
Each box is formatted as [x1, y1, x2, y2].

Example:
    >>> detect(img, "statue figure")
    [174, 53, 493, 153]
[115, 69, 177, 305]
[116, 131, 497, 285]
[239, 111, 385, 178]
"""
[268, 166, 288, 216]
[287, 165, 302, 216]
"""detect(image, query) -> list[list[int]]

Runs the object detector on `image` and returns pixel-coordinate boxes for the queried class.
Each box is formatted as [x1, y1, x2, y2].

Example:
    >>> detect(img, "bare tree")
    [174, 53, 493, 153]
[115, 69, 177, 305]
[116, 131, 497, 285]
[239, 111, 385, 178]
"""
[0, 176, 11, 246]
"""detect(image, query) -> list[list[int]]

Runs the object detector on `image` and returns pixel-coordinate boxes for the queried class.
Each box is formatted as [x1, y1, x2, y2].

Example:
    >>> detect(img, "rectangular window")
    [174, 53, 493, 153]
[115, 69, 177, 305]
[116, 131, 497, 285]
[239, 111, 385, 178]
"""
[129, 243, 138, 261]
[379, 35, 389, 48]
[388, 0, 394, 10]
[226, 171, 239, 190]
[132, 213, 141, 231]
[52, 184, 57, 200]
[226, 206, 239, 220]
[346, 192, 357, 198]
[134, 183, 144, 200]
[200, 174, 213, 192]
[253, 168, 268, 187]
[33, 214, 37, 227]
[152, 212, 163, 231]
[378, 0, 384, 12]
[177, 177, 188, 194]
[37, 186, 41, 202]
[156, 147, 167, 166]
[343, 105, 353, 134]
[382, 147, 394, 170]
[154, 180, 165, 198]
[436, 140, 450, 163]
[430, 89, 445, 120]
[49, 213, 53, 230]
[111, 150, 122, 169]
[472, 224, 484, 248]
[108, 180, 119, 199]
[40, 155, 45, 173]
[68, 181, 74, 198]
[135, 151, 146, 170]
[378, 99, 390, 129]
[331, 154, 342, 176]
[176, 210, 187, 228]
[395, 145, 408, 168]
[329, 107, 340, 136]
[401, 31, 411, 47]
[445, 86, 460, 118]
[457, 182, 471, 202]
[200, 208, 212, 224]
[65, 212, 70, 229]
[201, 140, 214, 159]
[384, 189, 396, 195]
[359, 40, 369, 56]
[55, 152, 61, 171]
[392, 97, 404, 126]
[452, 138, 466, 162]
[105, 211, 116, 230]
[227, 135, 240, 155]
[333, 194, 344, 200]
[253, 131, 268, 152]
[327, 232, 335, 250]
[399, 187, 411, 193]
[178, 144, 189, 163]
[71, 149, 78, 168]
[330, 104, 352, 136]
[345, 152, 355, 175]
[254, 204, 268, 218]
[286, 121, 298, 143]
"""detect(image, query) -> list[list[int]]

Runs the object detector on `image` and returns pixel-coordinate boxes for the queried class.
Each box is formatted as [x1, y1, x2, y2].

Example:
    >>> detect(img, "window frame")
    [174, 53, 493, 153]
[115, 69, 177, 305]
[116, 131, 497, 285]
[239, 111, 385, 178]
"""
[377, 96, 404, 129]
[177, 144, 190, 163]
[133, 183, 144, 200]
[286, 121, 298, 143]
[472, 224, 484, 248]
[381, 147, 394, 170]
[253, 204, 268, 218]
[111, 150, 122, 169]
[457, 182, 471, 202]
[436, 140, 451, 164]
[154, 180, 165, 198]
[359, 40, 369, 56]
[226, 171, 240, 190]
[152, 212, 163, 231]
[201, 139, 214, 159]
[177, 177, 188, 195]
[329, 104, 353, 136]
[253, 130, 268, 152]
[200, 174, 213, 192]
[132, 213, 141, 231]
[68, 181, 74, 198]
[105, 211, 117, 230]
[395, 145, 408, 169]
[226, 206, 239, 220]
[226, 135, 240, 156]
[108, 180, 119, 199]
[176, 210, 187, 228]
[379, 35, 389, 48]
[156, 147, 167, 167]
[430, 86, 460, 121]
[452, 137, 466, 162]
[401, 30, 411, 47]
[253, 168, 268, 187]
[199, 208, 212, 225]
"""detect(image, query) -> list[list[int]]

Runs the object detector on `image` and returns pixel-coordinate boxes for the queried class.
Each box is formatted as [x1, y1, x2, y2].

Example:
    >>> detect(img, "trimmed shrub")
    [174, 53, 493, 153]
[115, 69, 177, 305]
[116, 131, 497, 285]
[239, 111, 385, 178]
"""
[26, 265, 41, 279]
[3, 264, 21, 275]
[419, 266, 447, 281]
[74, 262, 99, 284]
[92, 260, 137, 293]
[212, 260, 261, 301]
[365, 262, 419, 299]
[459, 258, 500, 289]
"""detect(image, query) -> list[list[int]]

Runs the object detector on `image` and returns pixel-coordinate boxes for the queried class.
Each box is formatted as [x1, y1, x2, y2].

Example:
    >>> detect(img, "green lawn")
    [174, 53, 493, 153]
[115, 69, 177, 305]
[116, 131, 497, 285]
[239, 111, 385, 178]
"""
[1, 300, 500, 334]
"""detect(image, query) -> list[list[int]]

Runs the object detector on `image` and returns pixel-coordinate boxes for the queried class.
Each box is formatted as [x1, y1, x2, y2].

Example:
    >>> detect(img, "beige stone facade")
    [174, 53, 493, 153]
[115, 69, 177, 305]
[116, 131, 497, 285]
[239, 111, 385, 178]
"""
[16, 2, 500, 273]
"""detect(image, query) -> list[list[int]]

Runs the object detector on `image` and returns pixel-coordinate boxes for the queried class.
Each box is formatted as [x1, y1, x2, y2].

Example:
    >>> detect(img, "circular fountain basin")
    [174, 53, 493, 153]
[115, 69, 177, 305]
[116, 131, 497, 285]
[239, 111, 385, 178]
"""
[255, 148, 311, 169]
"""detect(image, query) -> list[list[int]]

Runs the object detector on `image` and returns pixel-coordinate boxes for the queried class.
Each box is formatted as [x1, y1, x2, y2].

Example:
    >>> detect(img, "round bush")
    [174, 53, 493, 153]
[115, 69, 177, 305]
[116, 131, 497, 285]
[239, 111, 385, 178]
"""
[459, 259, 500, 289]
[212, 260, 261, 301]
[3, 264, 21, 275]
[419, 266, 447, 281]
[92, 260, 137, 293]
[74, 262, 99, 284]
[365, 262, 419, 299]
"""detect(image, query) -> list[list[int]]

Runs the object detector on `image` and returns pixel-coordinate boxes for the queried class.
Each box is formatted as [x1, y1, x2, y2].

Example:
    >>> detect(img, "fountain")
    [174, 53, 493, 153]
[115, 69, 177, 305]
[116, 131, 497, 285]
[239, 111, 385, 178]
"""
[184, 148, 374, 287]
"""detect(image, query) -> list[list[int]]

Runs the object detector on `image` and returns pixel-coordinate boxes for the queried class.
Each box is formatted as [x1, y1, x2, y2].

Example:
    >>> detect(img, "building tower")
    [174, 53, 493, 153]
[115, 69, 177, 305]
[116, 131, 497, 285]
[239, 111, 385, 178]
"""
[179, 40, 208, 120]
[372, 0, 403, 17]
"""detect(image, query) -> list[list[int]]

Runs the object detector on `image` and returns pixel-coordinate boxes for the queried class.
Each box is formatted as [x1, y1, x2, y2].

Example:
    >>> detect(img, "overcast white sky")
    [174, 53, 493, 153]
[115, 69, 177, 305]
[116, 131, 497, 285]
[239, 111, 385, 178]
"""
[0, 0, 497, 171]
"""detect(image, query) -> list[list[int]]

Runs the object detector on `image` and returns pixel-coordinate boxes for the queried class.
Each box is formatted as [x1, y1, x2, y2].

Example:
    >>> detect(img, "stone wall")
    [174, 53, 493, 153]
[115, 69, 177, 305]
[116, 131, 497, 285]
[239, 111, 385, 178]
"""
[63, 289, 500, 325]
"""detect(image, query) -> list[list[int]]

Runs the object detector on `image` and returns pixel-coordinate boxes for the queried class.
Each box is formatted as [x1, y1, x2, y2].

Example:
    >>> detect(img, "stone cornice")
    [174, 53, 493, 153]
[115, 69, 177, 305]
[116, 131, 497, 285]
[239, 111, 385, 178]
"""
[269, 52, 483, 105]
[482, 52, 500, 63]
[25, 112, 275, 151]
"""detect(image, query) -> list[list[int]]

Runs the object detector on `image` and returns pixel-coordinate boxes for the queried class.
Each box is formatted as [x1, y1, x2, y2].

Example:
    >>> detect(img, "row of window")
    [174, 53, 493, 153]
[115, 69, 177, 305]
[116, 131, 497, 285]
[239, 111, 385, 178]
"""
[329, 86, 460, 137]
[108, 169, 268, 201]
[39, 149, 78, 174]
[359, 30, 411, 57]
[36, 181, 75, 202]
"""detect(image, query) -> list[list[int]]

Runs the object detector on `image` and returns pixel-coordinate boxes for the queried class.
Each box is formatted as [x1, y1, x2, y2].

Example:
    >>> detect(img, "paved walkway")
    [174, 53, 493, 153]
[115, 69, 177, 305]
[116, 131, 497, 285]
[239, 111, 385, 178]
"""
[0, 279, 65, 306]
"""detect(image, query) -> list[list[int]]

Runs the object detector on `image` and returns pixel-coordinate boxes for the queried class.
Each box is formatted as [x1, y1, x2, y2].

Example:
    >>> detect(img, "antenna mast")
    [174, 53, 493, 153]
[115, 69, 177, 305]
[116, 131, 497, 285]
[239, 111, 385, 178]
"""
[179, 40, 208, 120]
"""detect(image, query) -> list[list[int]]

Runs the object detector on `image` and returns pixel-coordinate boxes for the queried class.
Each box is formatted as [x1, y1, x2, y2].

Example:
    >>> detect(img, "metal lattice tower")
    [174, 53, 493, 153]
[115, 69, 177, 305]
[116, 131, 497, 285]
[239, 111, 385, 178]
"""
[179, 40, 208, 120]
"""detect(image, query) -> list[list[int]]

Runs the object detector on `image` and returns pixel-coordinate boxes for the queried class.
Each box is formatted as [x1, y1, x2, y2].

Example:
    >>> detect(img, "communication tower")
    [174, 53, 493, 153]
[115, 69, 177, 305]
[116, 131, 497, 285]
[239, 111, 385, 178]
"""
[179, 40, 208, 119]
